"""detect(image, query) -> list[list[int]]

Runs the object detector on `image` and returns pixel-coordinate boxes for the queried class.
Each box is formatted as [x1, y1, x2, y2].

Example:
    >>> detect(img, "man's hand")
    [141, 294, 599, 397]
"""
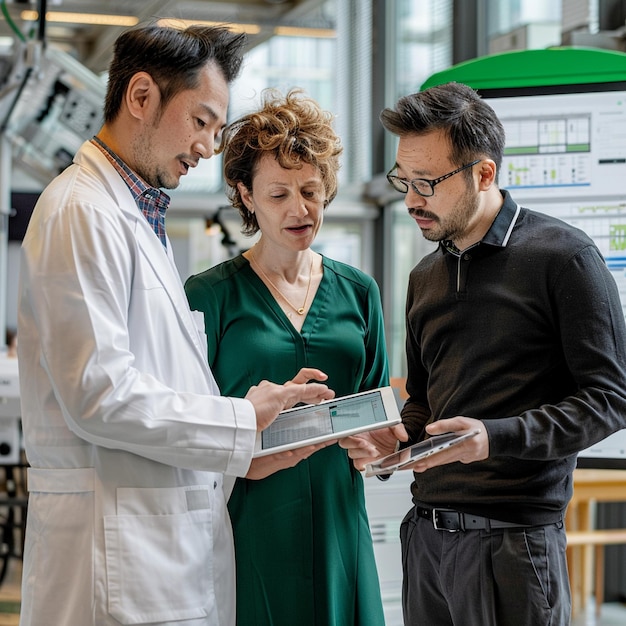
[245, 440, 337, 479]
[406, 416, 488, 473]
[339, 423, 408, 471]
[245, 368, 335, 432]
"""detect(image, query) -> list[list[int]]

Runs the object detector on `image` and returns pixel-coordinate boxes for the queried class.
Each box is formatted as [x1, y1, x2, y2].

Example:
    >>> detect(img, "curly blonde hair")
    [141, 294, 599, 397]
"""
[217, 88, 343, 236]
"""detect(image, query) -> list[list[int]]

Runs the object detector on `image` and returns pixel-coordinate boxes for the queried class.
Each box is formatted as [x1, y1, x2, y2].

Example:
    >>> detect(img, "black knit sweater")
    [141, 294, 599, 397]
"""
[402, 190, 626, 525]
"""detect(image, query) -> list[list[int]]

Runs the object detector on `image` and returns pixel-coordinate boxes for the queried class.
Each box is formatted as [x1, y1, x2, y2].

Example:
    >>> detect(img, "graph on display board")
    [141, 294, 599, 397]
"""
[479, 82, 626, 469]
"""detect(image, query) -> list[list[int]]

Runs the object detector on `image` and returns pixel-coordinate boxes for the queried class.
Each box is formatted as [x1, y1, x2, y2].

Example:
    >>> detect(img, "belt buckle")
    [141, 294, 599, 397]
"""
[432, 508, 462, 532]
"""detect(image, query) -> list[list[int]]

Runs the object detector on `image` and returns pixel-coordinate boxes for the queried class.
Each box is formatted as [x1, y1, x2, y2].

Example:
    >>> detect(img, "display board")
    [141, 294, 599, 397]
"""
[421, 48, 626, 469]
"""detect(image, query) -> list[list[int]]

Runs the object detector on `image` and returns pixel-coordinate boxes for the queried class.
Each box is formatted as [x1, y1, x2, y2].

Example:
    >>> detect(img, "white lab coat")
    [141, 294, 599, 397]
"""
[17, 140, 257, 626]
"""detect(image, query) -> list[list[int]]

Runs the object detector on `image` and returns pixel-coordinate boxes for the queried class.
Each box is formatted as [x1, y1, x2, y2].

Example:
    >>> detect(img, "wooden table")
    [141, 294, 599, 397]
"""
[566, 469, 626, 616]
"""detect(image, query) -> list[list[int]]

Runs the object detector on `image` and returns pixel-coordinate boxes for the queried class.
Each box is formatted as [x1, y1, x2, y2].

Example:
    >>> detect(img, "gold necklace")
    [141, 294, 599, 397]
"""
[250, 248, 314, 315]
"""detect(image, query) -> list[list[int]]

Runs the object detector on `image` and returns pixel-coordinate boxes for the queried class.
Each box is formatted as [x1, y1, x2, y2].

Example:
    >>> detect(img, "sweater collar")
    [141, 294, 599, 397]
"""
[442, 189, 521, 255]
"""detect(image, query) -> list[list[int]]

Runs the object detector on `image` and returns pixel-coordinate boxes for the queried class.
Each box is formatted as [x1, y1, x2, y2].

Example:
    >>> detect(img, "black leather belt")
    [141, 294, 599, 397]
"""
[415, 506, 530, 532]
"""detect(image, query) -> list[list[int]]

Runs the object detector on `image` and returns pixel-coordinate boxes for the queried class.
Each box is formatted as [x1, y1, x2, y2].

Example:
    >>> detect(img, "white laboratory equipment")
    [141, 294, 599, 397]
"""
[0, 356, 20, 466]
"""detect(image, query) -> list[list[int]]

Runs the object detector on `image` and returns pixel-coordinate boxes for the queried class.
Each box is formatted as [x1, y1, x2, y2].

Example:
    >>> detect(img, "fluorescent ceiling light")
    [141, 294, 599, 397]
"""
[21, 11, 139, 27]
[157, 18, 260, 35]
[274, 26, 335, 38]
[18, 13, 335, 38]
[158, 20, 335, 38]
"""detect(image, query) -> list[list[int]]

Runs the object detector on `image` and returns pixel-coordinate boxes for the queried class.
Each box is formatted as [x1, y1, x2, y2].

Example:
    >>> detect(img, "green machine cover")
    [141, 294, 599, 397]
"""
[420, 46, 626, 91]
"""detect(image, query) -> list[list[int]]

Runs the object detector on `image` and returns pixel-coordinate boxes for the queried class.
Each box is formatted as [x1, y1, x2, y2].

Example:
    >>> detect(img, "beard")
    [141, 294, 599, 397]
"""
[131, 119, 180, 190]
[417, 184, 480, 243]
[132, 142, 178, 190]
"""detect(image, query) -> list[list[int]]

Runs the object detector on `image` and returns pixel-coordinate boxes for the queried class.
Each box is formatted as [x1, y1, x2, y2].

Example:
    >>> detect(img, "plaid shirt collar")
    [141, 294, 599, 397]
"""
[90, 137, 170, 248]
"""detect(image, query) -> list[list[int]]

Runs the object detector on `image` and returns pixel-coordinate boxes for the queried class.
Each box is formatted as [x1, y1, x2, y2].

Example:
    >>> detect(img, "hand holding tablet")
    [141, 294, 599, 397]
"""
[364, 429, 481, 477]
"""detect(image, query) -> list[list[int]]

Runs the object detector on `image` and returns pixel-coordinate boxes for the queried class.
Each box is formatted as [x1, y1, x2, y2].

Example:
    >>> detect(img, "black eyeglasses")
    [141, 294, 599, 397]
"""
[386, 159, 481, 197]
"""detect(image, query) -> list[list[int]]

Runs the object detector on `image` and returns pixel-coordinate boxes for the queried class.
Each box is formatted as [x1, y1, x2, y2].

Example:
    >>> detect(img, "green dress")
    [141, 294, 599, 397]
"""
[185, 254, 388, 626]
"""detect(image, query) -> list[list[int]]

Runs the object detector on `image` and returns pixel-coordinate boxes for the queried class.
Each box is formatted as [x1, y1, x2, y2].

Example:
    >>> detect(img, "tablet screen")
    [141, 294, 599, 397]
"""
[254, 387, 401, 457]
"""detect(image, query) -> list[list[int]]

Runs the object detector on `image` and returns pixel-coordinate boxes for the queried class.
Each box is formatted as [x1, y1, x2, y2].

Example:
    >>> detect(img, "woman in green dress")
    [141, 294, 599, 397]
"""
[185, 89, 391, 626]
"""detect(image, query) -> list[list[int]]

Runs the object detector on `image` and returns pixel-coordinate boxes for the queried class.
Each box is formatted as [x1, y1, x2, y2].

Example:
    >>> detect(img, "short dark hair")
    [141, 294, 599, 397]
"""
[380, 82, 505, 178]
[103, 22, 246, 123]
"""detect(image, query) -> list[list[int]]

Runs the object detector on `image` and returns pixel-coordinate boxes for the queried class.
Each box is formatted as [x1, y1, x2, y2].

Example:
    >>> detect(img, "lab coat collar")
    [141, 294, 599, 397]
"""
[72, 141, 215, 379]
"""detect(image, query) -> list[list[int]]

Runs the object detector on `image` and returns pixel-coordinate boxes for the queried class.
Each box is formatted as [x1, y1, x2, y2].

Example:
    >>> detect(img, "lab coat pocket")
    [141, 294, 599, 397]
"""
[104, 486, 214, 624]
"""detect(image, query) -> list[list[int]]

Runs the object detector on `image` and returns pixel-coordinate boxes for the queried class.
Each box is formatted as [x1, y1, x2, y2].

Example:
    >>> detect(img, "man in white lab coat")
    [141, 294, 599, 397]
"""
[17, 22, 334, 626]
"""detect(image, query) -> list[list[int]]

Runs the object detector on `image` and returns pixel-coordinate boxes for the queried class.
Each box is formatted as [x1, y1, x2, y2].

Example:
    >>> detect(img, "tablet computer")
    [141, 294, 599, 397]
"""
[253, 386, 402, 458]
[364, 429, 481, 477]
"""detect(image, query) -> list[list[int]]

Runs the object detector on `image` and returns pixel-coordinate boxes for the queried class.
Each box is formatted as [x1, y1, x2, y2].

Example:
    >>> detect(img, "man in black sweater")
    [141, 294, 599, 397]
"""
[343, 82, 626, 625]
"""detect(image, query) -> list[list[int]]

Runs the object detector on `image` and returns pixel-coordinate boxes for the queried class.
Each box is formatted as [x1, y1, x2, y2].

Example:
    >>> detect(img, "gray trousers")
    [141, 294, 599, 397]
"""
[400, 506, 571, 626]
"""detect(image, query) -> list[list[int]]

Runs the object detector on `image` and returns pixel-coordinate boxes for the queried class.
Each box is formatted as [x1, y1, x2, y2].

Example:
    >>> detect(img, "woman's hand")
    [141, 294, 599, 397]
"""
[339, 423, 408, 471]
